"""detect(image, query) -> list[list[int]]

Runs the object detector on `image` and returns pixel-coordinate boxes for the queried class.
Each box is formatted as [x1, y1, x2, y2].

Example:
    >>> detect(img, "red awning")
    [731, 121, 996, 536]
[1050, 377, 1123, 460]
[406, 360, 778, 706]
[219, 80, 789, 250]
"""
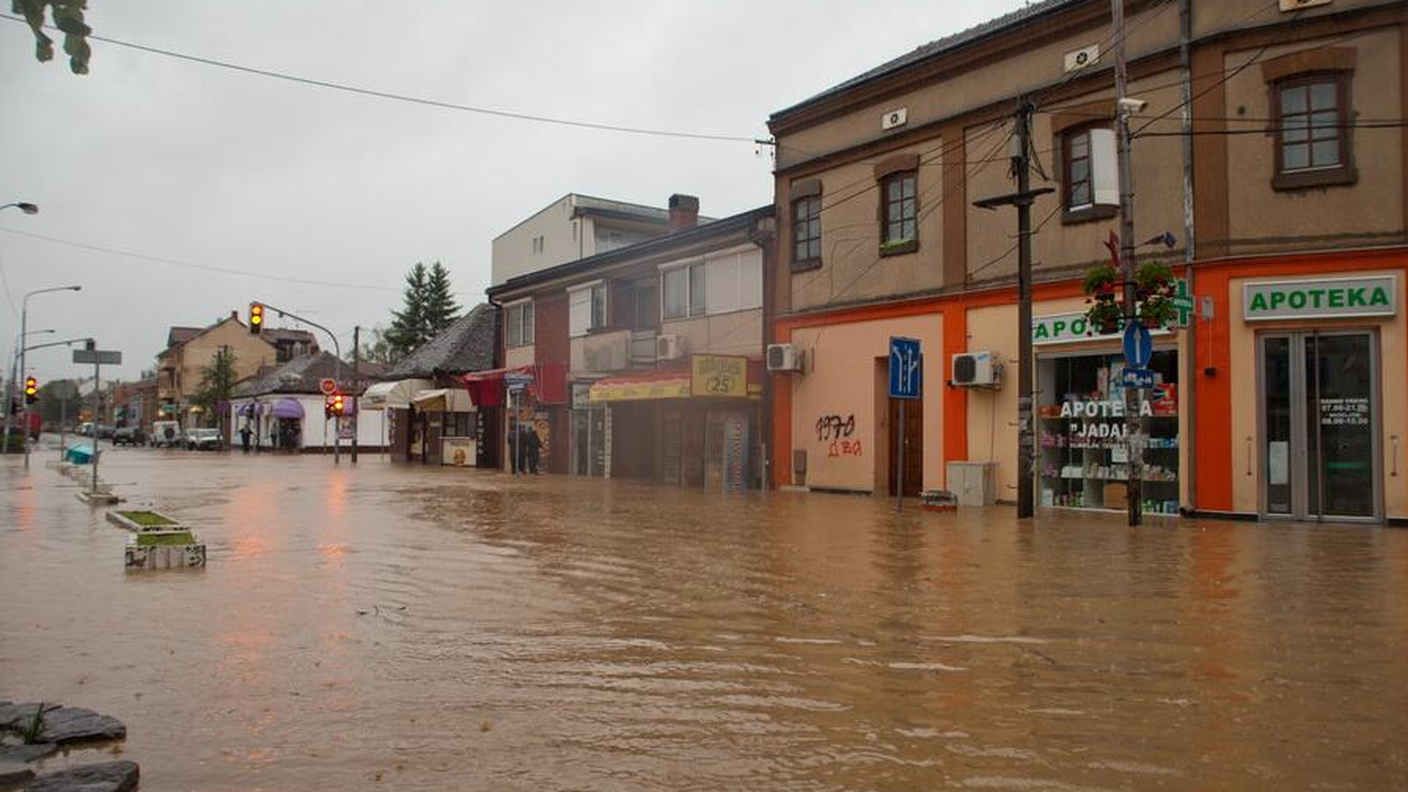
[461, 363, 567, 407]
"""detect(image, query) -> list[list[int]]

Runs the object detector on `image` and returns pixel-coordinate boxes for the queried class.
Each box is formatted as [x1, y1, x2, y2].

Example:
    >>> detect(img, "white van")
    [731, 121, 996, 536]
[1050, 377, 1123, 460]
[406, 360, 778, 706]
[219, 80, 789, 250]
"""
[149, 420, 182, 448]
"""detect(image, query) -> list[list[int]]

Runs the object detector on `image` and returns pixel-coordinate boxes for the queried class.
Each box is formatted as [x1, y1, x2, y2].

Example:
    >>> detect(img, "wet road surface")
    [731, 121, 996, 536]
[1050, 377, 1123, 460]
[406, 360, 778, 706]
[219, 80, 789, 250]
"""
[2, 446, 1406, 790]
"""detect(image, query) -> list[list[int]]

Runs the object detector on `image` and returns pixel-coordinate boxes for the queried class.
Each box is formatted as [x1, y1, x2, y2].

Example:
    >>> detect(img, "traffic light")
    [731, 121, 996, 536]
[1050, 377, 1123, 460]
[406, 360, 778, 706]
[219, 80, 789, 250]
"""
[24, 377, 38, 405]
[324, 392, 345, 418]
[249, 303, 265, 335]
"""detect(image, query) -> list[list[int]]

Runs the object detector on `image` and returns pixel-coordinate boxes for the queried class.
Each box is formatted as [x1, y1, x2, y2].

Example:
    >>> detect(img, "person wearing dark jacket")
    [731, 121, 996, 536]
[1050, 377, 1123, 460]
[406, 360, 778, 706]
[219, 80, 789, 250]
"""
[523, 424, 542, 474]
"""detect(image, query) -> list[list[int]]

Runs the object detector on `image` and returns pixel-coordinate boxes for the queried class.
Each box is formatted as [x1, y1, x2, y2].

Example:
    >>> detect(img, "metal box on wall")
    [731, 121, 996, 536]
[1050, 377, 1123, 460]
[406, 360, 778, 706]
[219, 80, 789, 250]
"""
[946, 461, 998, 506]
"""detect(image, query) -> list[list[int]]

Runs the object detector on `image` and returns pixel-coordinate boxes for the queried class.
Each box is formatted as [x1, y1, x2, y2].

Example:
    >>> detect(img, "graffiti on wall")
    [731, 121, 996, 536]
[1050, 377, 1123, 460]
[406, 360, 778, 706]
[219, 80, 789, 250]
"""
[816, 414, 861, 458]
[828, 439, 863, 457]
[815, 414, 856, 442]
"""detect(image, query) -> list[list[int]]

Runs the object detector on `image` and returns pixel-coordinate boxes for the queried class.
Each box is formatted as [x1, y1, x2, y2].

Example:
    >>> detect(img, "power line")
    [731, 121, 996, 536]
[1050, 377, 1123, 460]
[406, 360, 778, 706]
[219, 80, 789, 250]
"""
[0, 13, 761, 145]
[1034, 0, 1282, 117]
[1137, 120, 1408, 137]
[0, 226, 401, 292]
[1133, 22, 1374, 136]
[816, 122, 1017, 305]
[797, 0, 1181, 307]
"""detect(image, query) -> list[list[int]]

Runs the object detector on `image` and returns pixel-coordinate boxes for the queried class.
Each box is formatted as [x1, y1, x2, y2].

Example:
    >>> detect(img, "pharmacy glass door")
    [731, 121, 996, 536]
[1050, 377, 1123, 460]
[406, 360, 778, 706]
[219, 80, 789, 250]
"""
[1259, 331, 1379, 521]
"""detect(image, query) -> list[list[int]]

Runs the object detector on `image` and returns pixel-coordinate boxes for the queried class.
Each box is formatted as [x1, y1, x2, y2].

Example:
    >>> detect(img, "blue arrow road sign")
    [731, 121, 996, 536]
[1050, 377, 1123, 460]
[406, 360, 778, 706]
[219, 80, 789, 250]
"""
[1122, 321, 1153, 368]
[889, 337, 922, 400]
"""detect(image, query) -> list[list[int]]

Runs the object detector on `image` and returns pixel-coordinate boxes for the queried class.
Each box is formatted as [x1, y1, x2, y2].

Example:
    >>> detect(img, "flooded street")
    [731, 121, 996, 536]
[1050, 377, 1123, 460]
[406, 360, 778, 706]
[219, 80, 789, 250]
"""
[3, 447, 1407, 791]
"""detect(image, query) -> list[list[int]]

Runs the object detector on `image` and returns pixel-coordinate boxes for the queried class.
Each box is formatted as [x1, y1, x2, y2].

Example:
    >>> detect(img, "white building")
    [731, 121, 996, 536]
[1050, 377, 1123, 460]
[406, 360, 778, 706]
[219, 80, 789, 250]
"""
[491, 194, 713, 286]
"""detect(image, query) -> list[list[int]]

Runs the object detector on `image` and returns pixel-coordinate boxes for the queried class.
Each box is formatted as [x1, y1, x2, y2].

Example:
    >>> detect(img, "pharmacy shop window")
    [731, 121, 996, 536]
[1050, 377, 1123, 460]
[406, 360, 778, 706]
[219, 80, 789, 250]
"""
[1036, 349, 1180, 514]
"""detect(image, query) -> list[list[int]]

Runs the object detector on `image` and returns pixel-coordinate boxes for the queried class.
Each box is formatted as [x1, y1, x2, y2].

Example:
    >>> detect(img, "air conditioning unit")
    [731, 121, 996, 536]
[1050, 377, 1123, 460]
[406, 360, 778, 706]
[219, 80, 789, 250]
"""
[657, 334, 684, 361]
[766, 343, 804, 373]
[951, 352, 1002, 388]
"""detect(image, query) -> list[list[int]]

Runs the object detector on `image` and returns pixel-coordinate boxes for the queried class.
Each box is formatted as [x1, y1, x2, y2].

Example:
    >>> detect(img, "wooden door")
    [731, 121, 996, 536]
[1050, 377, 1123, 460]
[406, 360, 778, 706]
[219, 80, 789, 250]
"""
[887, 397, 923, 497]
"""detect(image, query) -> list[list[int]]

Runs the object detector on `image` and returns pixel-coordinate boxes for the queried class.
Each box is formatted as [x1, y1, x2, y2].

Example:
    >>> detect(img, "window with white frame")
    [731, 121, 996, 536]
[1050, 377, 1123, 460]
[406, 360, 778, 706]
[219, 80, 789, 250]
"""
[662, 263, 704, 320]
[505, 301, 534, 347]
[569, 282, 608, 337]
[660, 248, 761, 320]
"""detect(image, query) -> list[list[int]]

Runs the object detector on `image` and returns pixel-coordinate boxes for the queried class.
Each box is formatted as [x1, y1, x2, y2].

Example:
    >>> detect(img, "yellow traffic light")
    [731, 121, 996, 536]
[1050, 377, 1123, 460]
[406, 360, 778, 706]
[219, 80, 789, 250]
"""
[249, 303, 264, 335]
[24, 376, 38, 404]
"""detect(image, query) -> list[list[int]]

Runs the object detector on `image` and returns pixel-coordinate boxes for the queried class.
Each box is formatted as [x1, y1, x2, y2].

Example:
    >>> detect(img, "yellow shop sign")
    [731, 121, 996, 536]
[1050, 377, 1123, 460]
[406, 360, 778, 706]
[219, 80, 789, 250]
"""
[692, 354, 747, 398]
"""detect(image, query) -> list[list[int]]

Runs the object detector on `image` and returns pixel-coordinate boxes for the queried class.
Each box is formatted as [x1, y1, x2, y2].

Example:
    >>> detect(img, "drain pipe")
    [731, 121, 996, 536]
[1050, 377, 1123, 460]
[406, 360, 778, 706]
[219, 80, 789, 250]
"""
[1179, 0, 1198, 514]
[750, 213, 777, 492]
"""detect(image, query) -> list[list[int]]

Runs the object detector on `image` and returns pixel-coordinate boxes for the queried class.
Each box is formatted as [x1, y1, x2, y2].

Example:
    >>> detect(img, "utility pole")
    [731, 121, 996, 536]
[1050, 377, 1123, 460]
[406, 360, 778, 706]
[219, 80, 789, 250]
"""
[1013, 103, 1036, 520]
[974, 100, 1052, 519]
[1113, 0, 1143, 526]
[351, 326, 360, 464]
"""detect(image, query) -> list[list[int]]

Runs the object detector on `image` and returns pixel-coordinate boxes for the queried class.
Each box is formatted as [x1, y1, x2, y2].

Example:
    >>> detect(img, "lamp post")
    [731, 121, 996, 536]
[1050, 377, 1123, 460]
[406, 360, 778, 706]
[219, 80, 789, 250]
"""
[0, 201, 38, 452]
[15, 284, 82, 468]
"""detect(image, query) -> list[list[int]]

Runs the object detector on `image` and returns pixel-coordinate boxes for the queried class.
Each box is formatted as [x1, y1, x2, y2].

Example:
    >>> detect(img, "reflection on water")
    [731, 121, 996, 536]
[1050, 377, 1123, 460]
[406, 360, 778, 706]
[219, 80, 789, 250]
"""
[2, 451, 1406, 791]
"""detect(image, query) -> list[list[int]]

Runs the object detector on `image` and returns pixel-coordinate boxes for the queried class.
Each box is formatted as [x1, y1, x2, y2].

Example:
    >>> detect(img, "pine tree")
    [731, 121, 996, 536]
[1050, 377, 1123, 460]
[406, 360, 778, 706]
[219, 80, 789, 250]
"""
[386, 263, 429, 357]
[422, 262, 461, 337]
[386, 262, 460, 358]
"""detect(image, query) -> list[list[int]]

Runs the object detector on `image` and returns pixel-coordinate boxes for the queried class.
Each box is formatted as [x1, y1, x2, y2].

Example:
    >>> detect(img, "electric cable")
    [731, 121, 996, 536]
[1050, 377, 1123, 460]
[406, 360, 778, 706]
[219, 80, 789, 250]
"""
[0, 226, 400, 292]
[0, 13, 761, 145]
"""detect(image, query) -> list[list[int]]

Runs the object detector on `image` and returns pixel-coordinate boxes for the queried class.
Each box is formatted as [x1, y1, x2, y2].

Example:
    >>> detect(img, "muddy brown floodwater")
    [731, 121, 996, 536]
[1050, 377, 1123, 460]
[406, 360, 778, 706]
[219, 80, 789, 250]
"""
[2, 448, 1407, 791]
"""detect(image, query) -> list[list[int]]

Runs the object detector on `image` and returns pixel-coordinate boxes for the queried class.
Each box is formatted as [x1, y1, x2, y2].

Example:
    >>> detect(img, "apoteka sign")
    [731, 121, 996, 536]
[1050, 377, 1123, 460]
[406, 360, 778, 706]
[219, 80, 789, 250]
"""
[1243, 275, 1397, 321]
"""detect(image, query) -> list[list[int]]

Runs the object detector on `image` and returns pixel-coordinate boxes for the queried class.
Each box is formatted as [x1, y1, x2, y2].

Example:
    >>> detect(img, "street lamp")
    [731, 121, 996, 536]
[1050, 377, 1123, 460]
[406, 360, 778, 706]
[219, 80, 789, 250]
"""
[10, 284, 81, 466]
[0, 201, 41, 455]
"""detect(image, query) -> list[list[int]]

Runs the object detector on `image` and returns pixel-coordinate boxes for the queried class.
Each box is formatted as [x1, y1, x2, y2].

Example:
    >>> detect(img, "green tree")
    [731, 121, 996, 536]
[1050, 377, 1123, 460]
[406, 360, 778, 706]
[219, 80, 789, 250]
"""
[385, 261, 459, 358]
[14, 0, 92, 74]
[346, 326, 401, 366]
[386, 263, 429, 358]
[193, 347, 238, 432]
[422, 262, 461, 337]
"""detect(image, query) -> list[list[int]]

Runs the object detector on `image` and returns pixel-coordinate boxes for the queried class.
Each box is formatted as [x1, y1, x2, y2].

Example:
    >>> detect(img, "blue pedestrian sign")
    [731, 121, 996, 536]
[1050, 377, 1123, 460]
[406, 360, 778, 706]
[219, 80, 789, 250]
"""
[1121, 367, 1156, 389]
[888, 336, 922, 400]
[1122, 320, 1153, 368]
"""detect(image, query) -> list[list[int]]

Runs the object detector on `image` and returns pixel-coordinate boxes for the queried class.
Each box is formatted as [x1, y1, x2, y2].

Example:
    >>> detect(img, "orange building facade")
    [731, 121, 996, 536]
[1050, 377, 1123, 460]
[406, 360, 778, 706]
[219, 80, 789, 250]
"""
[765, 0, 1408, 523]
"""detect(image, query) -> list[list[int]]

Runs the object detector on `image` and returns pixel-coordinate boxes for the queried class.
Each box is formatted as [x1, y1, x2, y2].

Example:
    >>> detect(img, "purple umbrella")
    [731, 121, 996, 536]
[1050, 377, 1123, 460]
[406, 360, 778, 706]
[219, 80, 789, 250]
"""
[271, 398, 304, 419]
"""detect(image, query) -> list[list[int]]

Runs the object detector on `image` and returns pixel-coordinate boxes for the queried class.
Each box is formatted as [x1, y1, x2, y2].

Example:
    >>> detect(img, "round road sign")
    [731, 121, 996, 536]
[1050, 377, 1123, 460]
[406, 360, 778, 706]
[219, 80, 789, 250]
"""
[319, 378, 338, 395]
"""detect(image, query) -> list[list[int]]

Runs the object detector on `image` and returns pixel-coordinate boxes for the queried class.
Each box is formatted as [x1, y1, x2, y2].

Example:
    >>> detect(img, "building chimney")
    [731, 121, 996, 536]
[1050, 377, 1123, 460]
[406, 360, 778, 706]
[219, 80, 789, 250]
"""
[668, 194, 699, 231]
[230, 310, 238, 320]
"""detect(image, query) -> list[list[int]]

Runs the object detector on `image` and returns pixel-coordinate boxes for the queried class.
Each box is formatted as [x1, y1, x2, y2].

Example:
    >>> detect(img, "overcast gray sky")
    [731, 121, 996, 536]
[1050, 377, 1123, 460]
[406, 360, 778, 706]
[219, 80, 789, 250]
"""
[0, 0, 1025, 381]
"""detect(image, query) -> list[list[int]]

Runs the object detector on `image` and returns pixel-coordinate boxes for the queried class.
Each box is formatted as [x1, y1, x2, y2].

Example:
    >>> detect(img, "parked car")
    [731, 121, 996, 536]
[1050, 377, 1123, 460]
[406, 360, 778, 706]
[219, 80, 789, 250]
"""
[96, 424, 116, 440]
[77, 422, 92, 436]
[113, 427, 146, 446]
[185, 427, 223, 451]
[149, 420, 182, 448]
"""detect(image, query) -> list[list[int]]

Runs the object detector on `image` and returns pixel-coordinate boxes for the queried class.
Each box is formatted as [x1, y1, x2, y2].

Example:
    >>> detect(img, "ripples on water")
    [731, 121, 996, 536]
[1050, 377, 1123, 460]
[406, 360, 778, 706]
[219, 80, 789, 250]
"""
[1, 451, 1406, 790]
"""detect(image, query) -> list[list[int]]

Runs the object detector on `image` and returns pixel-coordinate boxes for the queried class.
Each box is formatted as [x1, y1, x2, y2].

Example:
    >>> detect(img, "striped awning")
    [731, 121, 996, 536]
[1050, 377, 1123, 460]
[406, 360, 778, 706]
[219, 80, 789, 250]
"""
[587, 371, 691, 403]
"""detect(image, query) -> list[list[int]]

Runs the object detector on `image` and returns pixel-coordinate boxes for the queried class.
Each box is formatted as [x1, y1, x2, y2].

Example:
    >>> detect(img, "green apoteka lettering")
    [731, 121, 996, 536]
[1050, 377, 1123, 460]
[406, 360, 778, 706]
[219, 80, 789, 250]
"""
[1249, 284, 1392, 314]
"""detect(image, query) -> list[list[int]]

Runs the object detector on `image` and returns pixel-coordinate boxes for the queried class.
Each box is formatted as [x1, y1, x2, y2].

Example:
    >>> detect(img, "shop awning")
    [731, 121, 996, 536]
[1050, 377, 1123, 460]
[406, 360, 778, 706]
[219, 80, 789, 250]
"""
[588, 370, 692, 402]
[361, 378, 434, 410]
[271, 398, 304, 419]
[412, 388, 475, 412]
[462, 363, 567, 407]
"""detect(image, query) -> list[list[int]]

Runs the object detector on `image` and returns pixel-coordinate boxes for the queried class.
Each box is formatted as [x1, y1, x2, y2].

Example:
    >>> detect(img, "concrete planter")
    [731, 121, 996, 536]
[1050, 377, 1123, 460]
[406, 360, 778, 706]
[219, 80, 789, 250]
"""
[105, 510, 183, 533]
[108, 511, 206, 570]
[124, 534, 207, 570]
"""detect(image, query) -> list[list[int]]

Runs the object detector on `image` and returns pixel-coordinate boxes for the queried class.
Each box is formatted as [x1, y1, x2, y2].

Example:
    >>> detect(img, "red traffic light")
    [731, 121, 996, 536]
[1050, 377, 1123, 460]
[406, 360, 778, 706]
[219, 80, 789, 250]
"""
[324, 392, 345, 417]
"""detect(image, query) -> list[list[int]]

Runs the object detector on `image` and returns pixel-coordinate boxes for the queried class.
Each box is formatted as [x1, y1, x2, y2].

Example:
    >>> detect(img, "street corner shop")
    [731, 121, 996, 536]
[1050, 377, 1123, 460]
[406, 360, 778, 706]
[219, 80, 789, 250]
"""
[1194, 251, 1406, 524]
[772, 249, 1406, 524]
